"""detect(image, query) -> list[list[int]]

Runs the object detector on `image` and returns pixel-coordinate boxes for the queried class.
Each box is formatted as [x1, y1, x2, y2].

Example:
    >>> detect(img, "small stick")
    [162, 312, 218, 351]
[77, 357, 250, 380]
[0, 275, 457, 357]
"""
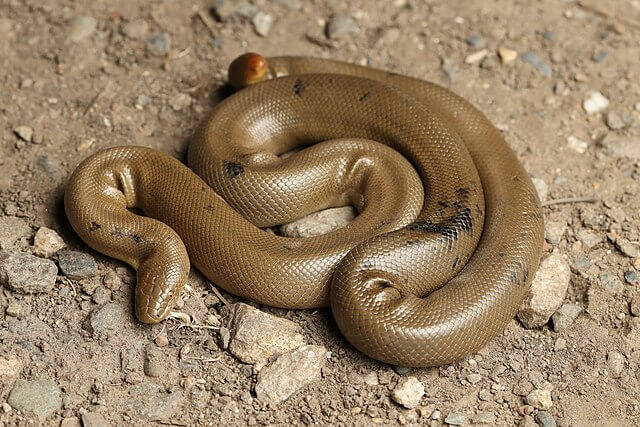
[542, 196, 599, 207]
[83, 86, 106, 116]
[208, 283, 229, 306]
[196, 7, 217, 38]
[577, 1, 640, 31]
[181, 355, 222, 362]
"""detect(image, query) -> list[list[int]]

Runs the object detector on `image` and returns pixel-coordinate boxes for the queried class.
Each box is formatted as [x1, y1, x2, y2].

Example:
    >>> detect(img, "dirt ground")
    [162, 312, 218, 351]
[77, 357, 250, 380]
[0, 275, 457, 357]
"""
[1, 0, 640, 425]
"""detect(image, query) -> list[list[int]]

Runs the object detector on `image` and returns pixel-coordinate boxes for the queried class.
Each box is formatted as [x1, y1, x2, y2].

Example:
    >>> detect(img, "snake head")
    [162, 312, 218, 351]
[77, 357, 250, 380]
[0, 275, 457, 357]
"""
[228, 52, 270, 89]
[135, 256, 188, 324]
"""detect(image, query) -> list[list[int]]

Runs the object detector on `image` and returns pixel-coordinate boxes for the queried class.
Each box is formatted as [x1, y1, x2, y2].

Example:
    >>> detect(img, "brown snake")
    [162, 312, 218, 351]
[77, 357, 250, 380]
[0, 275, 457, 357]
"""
[65, 53, 544, 367]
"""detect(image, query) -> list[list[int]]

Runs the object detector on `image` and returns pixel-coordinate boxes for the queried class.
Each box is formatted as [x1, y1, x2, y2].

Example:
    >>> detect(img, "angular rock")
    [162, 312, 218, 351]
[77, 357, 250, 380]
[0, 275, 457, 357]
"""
[0, 251, 57, 293]
[616, 238, 640, 258]
[607, 350, 624, 378]
[85, 303, 129, 337]
[444, 413, 466, 425]
[0, 216, 31, 250]
[0, 355, 23, 392]
[465, 49, 488, 64]
[212, 0, 237, 21]
[544, 220, 566, 244]
[279, 206, 355, 238]
[33, 227, 65, 257]
[551, 303, 582, 331]
[13, 125, 33, 142]
[605, 111, 625, 130]
[7, 378, 62, 418]
[224, 303, 305, 364]
[576, 230, 602, 249]
[67, 16, 97, 43]
[58, 250, 97, 279]
[82, 412, 110, 427]
[600, 133, 640, 160]
[391, 376, 425, 409]
[517, 253, 571, 328]
[498, 47, 518, 64]
[147, 32, 171, 56]
[520, 52, 551, 77]
[535, 411, 557, 427]
[125, 381, 183, 420]
[525, 388, 552, 410]
[326, 14, 359, 39]
[531, 177, 548, 202]
[60, 417, 82, 427]
[255, 345, 327, 405]
[252, 12, 273, 37]
[567, 135, 588, 154]
[583, 91, 609, 114]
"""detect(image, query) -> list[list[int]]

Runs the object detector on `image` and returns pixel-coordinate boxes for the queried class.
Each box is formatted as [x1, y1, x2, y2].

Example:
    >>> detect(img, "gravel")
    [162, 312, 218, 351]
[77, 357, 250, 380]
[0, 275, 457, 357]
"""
[0, 251, 58, 293]
[7, 378, 62, 418]
[58, 250, 97, 279]
[391, 376, 425, 409]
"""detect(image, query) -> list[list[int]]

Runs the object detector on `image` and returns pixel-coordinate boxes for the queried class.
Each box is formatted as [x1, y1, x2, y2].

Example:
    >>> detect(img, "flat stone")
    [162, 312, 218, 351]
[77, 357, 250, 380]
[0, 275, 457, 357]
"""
[58, 250, 97, 279]
[517, 253, 571, 328]
[391, 376, 425, 409]
[224, 303, 305, 365]
[583, 91, 609, 114]
[363, 372, 379, 386]
[535, 411, 557, 427]
[146, 32, 171, 56]
[567, 135, 588, 154]
[615, 238, 640, 258]
[600, 273, 624, 294]
[67, 16, 97, 42]
[525, 388, 552, 410]
[13, 125, 33, 142]
[7, 378, 62, 418]
[0, 251, 57, 293]
[326, 13, 359, 39]
[551, 303, 582, 331]
[630, 296, 640, 316]
[279, 206, 355, 238]
[33, 227, 65, 257]
[520, 52, 551, 77]
[444, 413, 467, 425]
[255, 345, 327, 405]
[252, 12, 273, 37]
[0, 216, 31, 250]
[82, 412, 110, 427]
[85, 303, 129, 337]
[576, 230, 602, 249]
[599, 133, 640, 160]
[465, 49, 489, 64]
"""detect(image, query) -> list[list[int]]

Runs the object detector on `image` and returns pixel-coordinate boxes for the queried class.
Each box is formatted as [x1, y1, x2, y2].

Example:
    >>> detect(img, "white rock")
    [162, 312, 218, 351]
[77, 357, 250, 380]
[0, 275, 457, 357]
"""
[517, 253, 571, 328]
[567, 136, 588, 154]
[252, 12, 273, 37]
[544, 220, 566, 244]
[33, 227, 65, 257]
[607, 350, 624, 378]
[526, 388, 552, 410]
[279, 206, 355, 238]
[13, 126, 33, 142]
[498, 47, 518, 64]
[531, 177, 548, 202]
[255, 345, 327, 404]
[363, 372, 379, 386]
[582, 91, 609, 114]
[465, 49, 489, 64]
[67, 16, 97, 43]
[391, 376, 425, 409]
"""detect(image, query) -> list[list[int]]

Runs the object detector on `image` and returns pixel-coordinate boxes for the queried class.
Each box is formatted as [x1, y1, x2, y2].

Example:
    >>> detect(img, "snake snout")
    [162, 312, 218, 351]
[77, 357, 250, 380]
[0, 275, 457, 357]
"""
[228, 52, 269, 89]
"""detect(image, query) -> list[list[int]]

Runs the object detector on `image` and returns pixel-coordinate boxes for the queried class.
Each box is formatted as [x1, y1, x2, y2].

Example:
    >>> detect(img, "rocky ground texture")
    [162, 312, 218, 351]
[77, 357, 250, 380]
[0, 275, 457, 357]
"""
[2, 0, 640, 425]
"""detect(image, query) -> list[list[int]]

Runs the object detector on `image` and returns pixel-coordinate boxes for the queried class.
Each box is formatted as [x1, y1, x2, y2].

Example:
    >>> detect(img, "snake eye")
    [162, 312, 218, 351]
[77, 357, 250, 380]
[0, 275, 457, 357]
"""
[228, 52, 268, 89]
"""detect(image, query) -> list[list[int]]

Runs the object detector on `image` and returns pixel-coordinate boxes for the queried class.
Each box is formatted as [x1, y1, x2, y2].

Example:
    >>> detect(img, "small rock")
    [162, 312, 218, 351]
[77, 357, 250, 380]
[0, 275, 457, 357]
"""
[82, 412, 110, 427]
[467, 373, 482, 384]
[576, 230, 602, 249]
[326, 13, 359, 39]
[592, 50, 608, 63]
[169, 93, 192, 111]
[441, 57, 458, 80]
[7, 378, 62, 418]
[103, 270, 122, 290]
[625, 270, 638, 285]
[275, 0, 302, 10]
[567, 136, 588, 154]
[432, 409, 442, 420]
[465, 35, 486, 48]
[520, 52, 551, 77]
[58, 250, 98, 279]
[551, 303, 582, 331]
[219, 326, 230, 349]
[544, 220, 566, 244]
[471, 412, 496, 424]
[33, 227, 65, 257]
[85, 303, 129, 337]
[67, 16, 97, 43]
[518, 253, 571, 328]
[605, 111, 625, 130]
[13, 126, 33, 142]
[0, 355, 23, 389]
[465, 49, 489, 64]
[211, 0, 236, 21]
[0, 251, 57, 293]
[122, 20, 149, 39]
[531, 177, 548, 202]
[0, 216, 31, 250]
[630, 296, 640, 316]
[599, 273, 624, 294]
[444, 413, 467, 426]
[135, 94, 151, 110]
[535, 411, 556, 427]
[635, 101, 640, 112]
[236, 2, 258, 19]
[583, 91, 609, 114]
[599, 133, 640, 159]
[92, 286, 111, 305]
[393, 365, 411, 375]
[391, 376, 425, 409]
[279, 206, 355, 237]
[147, 32, 171, 56]
[525, 388, 552, 410]
[255, 345, 327, 405]
[144, 346, 165, 378]
[498, 47, 518, 64]
[615, 238, 640, 258]
[126, 381, 183, 420]
[363, 372, 379, 386]
[155, 333, 169, 347]
[6, 302, 21, 317]
[607, 350, 624, 378]
[251, 12, 273, 37]
[60, 417, 82, 427]
[521, 415, 537, 427]
[224, 303, 305, 364]
[554, 337, 567, 351]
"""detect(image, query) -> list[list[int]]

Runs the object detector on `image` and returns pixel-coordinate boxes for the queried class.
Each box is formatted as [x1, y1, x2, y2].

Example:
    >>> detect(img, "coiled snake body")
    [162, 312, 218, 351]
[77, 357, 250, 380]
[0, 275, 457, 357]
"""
[65, 53, 544, 367]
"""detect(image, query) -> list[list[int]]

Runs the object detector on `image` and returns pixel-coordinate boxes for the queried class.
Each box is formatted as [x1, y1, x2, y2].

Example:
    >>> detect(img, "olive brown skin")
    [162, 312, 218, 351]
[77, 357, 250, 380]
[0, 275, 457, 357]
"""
[64, 53, 544, 367]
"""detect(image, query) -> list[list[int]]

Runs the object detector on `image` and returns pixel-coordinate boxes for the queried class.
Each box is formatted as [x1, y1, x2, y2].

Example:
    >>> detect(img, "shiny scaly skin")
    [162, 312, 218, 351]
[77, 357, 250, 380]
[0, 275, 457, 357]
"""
[64, 53, 543, 367]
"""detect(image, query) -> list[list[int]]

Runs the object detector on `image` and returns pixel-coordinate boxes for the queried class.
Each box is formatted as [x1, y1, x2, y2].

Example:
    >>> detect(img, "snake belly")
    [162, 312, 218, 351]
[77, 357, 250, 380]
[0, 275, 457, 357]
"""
[64, 54, 544, 367]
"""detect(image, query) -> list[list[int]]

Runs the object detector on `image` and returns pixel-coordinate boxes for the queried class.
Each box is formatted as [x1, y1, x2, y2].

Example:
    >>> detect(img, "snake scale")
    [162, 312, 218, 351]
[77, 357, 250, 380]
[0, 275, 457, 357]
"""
[65, 53, 544, 367]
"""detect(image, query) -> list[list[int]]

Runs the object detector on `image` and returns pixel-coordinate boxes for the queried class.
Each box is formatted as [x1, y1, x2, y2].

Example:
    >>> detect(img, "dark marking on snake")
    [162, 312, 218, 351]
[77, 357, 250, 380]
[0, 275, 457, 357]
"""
[359, 91, 371, 102]
[89, 221, 102, 231]
[203, 205, 216, 212]
[452, 256, 460, 269]
[224, 161, 244, 178]
[509, 270, 518, 284]
[293, 78, 306, 96]
[437, 201, 450, 208]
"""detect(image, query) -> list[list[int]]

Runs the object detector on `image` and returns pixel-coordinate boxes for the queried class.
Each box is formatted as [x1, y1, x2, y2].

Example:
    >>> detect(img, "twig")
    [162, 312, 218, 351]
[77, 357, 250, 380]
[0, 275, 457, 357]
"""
[577, 0, 640, 31]
[83, 86, 107, 116]
[208, 283, 229, 306]
[542, 196, 599, 207]
[181, 355, 222, 362]
[196, 7, 217, 38]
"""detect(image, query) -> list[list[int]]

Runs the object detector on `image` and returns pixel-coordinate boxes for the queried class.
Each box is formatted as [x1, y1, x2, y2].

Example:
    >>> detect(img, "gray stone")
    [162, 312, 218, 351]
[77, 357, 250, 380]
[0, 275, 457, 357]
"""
[535, 411, 557, 427]
[605, 111, 625, 130]
[607, 350, 624, 378]
[236, 2, 258, 19]
[121, 20, 149, 40]
[592, 50, 608, 63]
[58, 250, 97, 279]
[224, 303, 305, 364]
[275, 0, 302, 10]
[518, 253, 571, 328]
[600, 133, 640, 159]
[13, 125, 33, 142]
[471, 412, 496, 424]
[583, 91, 609, 114]
[0, 251, 57, 293]
[465, 35, 486, 48]
[279, 206, 355, 238]
[67, 16, 97, 43]
[252, 12, 273, 37]
[600, 273, 624, 294]
[525, 388, 552, 410]
[624, 270, 637, 284]
[326, 13, 359, 39]
[86, 303, 129, 337]
[0, 216, 31, 250]
[82, 412, 110, 427]
[255, 345, 327, 404]
[92, 286, 111, 305]
[616, 238, 640, 257]
[33, 227, 65, 257]
[147, 32, 171, 56]
[135, 94, 151, 109]
[212, 0, 236, 21]
[551, 303, 582, 331]
[125, 381, 183, 420]
[393, 365, 411, 375]
[576, 229, 602, 249]
[520, 52, 551, 77]
[391, 376, 425, 409]
[7, 378, 62, 418]
[444, 413, 467, 425]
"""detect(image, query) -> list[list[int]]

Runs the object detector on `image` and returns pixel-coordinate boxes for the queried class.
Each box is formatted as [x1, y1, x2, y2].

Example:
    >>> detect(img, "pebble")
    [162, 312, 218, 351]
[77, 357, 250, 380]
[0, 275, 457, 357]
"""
[583, 91, 609, 114]
[326, 13, 359, 39]
[6, 302, 21, 317]
[168, 93, 192, 111]
[567, 135, 588, 154]
[521, 415, 537, 427]
[280, 206, 355, 238]
[616, 238, 640, 258]
[600, 273, 624, 294]
[0, 216, 31, 249]
[135, 94, 151, 109]
[391, 376, 425, 409]
[465, 49, 488, 64]
[551, 303, 582, 331]
[544, 220, 566, 244]
[635, 101, 640, 112]
[498, 47, 518, 64]
[144, 346, 165, 378]
[255, 345, 327, 405]
[576, 230, 602, 249]
[393, 365, 411, 375]
[147, 32, 171, 56]
[520, 52, 551, 77]
[7, 378, 62, 418]
[103, 269, 123, 290]
[599, 133, 640, 160]
[363, 372, 379, 386]
[0, 251, 57, 293]
[525, 388, 552, 410]
[275, 0, 302, 10]
[467, 373, 482, 384]
[592, 50, 608, 63]
[605, 111, 625, 130]
[517, 253, 571, 328]
[252, 12, 273, 37]
[58, 250, 98, 279]
[236, 2, 258, 19]
[81, 412, 110, 427]
[224, 303, 305, 364]
[625, 270, 638, 284]
[155, 333, 169, 347]
[0, 355, 23, 389]
[33, 227, 65, 257]
[531, 177, 548, 202]
[444, 413, 467, 425]
[607, 350, 624, 378]
[13, 125, 33, 142]
[470, 412, 496, 424]
[465, 35, 486, 48]
[122, 20, 149, 40]
[554, 337, 567, 351]
[126, 381, 183, 420]
[219, 326, 230, 349]
[212, 0, 237, 21]
[85, 303, 129, 337]
[441, 57, 458, 80]
[60, 417, 82, 427]
[535, 411, 557, 427]
[67, 16, 97, 43]
[630, 296, 640, 316]
[92, 285, 111, 305]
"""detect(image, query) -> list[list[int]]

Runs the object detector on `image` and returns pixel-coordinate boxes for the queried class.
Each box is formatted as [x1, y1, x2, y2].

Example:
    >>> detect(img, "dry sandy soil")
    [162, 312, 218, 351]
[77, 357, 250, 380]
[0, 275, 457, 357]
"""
[1, 0, 640, 425]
